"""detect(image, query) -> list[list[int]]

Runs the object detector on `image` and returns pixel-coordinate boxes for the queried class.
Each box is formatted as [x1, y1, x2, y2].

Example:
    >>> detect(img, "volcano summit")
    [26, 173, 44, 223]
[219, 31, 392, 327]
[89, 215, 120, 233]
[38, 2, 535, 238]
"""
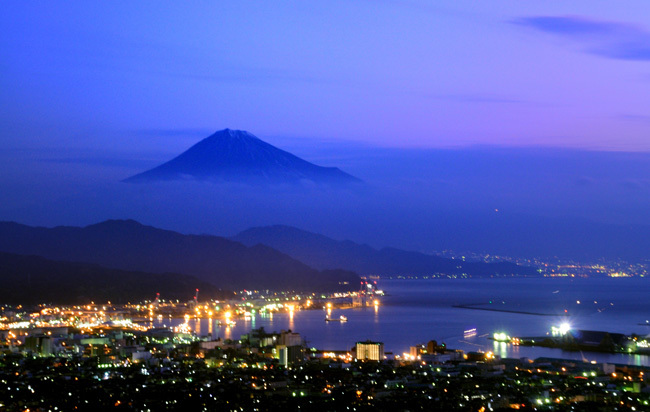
[125, 129, 360, 185]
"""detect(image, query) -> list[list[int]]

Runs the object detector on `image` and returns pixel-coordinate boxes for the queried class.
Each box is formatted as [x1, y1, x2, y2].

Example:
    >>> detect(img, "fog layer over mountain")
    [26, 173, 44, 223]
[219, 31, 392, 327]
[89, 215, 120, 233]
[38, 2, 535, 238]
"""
[1, 136, 648, 262]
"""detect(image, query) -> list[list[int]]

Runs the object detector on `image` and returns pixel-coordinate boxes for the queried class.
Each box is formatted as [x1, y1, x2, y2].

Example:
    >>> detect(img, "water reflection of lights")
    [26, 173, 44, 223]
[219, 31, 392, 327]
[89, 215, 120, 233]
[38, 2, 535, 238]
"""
[494, 341, 508, 359]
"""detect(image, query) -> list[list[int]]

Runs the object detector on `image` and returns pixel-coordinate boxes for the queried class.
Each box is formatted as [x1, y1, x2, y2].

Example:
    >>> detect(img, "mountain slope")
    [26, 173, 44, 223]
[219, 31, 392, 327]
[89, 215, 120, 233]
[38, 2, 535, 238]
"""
[0, 220, 360, 291]
[233, 225, 537, 277]
[124, 128, 360, 184]
[0, 252, 228, 305]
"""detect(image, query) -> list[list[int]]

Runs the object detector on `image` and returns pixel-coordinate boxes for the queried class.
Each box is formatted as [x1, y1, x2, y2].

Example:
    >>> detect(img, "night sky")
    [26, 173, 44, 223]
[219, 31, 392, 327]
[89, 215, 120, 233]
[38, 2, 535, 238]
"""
[1, 2, 649, 254]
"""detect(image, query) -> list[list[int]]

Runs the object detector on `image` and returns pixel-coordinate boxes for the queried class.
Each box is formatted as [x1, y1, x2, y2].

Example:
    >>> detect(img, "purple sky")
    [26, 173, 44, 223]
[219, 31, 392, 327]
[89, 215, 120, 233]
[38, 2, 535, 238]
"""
[2, 1, 650, 154]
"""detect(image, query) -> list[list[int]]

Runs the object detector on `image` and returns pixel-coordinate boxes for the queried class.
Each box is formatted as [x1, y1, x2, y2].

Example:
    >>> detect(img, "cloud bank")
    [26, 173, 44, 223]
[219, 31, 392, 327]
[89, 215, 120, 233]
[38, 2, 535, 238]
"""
[514, 15, 650, 61]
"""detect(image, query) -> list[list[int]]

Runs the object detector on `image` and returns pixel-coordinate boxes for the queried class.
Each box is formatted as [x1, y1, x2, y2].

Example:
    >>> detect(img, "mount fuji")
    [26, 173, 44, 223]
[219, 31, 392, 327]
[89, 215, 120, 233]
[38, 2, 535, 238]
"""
[124, 129, 360, 185]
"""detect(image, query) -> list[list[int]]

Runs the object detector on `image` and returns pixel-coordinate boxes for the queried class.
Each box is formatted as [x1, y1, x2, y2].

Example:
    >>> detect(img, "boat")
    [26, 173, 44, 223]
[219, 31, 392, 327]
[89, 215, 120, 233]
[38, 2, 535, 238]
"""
[463, 328, 477, 337]
[325, 315, 348, 322]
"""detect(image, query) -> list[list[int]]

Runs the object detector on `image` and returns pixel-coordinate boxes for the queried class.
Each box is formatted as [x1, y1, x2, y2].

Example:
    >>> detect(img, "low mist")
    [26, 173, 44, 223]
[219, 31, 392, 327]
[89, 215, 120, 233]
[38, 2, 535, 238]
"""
[1, 144, 648, 262]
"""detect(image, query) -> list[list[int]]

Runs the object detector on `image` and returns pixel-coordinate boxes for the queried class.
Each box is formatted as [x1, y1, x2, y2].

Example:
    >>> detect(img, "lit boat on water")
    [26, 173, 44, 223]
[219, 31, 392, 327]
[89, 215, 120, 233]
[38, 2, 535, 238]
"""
[463, 328, 477, 337]
[325, 315, 348, 322]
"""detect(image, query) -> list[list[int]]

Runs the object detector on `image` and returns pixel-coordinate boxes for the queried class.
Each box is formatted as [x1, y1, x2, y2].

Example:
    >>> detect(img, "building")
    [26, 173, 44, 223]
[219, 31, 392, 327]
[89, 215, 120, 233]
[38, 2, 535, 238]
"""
[279, 330, 302, 347]
[355, 340, 384, 361]
[277, 345, 304, 367]
[24, 335, 54, 356]
[410, 344, 426, 358]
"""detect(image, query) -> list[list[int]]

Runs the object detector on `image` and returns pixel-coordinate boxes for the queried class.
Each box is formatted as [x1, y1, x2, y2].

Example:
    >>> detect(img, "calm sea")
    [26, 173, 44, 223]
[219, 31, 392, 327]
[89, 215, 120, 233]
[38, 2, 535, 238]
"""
[164, 278, 650, 366]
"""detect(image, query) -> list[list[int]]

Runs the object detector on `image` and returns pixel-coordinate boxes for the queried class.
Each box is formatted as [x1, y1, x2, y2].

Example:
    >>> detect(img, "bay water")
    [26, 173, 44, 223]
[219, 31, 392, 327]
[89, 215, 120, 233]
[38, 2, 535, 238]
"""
[166, 278, 650, 366]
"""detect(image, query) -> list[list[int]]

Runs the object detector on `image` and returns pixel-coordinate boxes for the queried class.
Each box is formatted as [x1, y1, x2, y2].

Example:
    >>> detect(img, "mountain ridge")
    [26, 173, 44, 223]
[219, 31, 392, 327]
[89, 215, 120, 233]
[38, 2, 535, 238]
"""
[0, 251, 229, 305]
[233, 224, 537, 277]
[0, 220, 361, 292]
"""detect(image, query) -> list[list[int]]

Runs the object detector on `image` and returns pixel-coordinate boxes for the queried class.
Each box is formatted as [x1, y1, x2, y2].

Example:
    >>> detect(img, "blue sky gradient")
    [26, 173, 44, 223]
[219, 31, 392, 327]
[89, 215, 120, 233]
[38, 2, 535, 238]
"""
[3, 1, 650, 152]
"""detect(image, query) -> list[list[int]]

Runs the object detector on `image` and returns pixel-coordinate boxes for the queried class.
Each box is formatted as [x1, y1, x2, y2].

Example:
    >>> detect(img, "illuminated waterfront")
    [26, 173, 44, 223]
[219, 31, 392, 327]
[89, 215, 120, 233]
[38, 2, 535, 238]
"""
[155, 278, 650, 366]
[3, 277, 650, 366]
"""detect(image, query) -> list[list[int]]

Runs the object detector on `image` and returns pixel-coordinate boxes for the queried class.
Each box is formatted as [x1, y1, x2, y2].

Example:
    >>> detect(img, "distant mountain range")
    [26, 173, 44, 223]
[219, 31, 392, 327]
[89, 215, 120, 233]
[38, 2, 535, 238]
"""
[125, 128, 360, 185]
[0, 252, 228, 305]
[233, 225, 537, 277]
[0, 220, 360, 292]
